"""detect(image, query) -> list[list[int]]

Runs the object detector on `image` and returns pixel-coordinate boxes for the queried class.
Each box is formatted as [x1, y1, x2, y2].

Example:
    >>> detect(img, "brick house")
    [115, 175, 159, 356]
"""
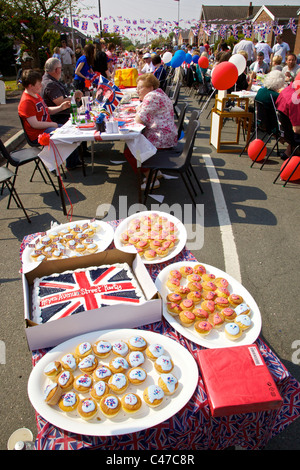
[198, 4, 300, 55]
[178, 29, 190, 47]
[252, 5, 300, 54]
[198, 4, 260, 45]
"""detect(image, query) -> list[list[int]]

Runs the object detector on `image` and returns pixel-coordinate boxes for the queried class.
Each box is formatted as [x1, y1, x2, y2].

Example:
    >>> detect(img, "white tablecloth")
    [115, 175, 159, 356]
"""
[39, 119, 157, 171]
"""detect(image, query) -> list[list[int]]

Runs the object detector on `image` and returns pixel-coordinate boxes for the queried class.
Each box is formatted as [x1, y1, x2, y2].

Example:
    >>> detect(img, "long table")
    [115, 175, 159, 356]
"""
[38, 108, 157, 214]
[21, 221, 300, 451]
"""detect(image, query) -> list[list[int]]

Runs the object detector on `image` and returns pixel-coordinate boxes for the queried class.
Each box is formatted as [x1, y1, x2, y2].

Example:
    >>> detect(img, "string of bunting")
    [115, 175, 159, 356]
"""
[55, 14, 298, 38]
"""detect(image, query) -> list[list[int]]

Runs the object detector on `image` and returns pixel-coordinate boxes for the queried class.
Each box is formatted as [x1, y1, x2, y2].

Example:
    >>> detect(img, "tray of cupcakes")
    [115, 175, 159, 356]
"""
[22, 219, 115, 272]
[114, 211, 187, 264]
[155, 261, 262, 349]
[27, 329, 198, 436]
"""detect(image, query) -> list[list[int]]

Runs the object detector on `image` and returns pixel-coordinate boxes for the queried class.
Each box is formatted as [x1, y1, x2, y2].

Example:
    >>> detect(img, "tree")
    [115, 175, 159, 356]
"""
[1, 0, 81, 67]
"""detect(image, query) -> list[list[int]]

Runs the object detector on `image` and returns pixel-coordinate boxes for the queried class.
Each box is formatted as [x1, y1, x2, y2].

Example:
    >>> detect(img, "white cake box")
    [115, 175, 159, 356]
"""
[23, 249, 162, 351]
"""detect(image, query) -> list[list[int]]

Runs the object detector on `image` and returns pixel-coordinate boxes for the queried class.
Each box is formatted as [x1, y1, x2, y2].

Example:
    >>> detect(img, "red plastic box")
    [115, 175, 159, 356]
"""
[198, 344, 283, 417]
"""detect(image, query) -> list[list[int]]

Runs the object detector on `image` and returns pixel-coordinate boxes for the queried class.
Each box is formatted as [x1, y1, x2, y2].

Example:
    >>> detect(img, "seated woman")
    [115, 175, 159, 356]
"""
[271, 55, 283, 71]
[18, 69, 81, 169]
[255, 70, 285, 111]
[254, 70, 285, 137]
[73, 43, 95, 92]
[125, 73, 178, 189]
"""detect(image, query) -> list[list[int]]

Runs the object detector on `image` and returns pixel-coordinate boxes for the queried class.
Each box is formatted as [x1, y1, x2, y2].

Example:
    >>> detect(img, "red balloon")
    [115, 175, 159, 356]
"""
[211, 62, 238, 90]
[247, 139, 267, 162]
[198, 56, 209, 69]
[280, 156, 300, 181]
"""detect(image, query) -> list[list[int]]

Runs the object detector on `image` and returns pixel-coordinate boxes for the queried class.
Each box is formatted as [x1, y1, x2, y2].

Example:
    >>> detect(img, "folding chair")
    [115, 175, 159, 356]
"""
[0, 166, 31, 223]
[19, 116, 42, 148]
[0, 138, 58, 209]
[141, 120, 203, 206]
[171, 81, 182, 118]
[273, 154, 300, 186]
[176, 103, 188, 140]
[239, 98, 279, 166]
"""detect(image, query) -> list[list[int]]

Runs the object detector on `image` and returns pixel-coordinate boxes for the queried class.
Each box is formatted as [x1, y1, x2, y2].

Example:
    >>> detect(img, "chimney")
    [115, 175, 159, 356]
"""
[248, 1, 253, 17]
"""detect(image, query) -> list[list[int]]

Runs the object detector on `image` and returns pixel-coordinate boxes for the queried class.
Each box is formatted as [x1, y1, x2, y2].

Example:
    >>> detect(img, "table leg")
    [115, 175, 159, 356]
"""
[78, 144, 86, 177]
[56, 168, 67, 216]
[137, 167, 142, 204]
[91, 142, 95, 173]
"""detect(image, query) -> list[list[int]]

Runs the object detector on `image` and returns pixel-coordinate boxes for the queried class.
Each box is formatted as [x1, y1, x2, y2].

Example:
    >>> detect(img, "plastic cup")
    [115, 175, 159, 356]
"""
[7, 428, 33, 450]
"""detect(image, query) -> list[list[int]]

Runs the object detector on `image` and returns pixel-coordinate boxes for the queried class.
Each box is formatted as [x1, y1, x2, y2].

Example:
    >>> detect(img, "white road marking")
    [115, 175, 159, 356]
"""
[202, 154, 242, 283]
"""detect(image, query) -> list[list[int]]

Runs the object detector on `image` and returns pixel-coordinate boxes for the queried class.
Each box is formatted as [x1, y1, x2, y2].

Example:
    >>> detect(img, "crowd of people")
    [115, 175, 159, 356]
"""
[16, 38, 178, 175]
[16, 33, 300, 173]
[184, 35, 300, 161]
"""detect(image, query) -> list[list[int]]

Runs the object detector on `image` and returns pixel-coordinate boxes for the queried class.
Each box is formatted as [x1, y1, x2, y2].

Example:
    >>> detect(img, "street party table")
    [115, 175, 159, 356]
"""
[21, 220, 300, 450]
[38, 104, 157, 215]
[39, 120, 156, 173]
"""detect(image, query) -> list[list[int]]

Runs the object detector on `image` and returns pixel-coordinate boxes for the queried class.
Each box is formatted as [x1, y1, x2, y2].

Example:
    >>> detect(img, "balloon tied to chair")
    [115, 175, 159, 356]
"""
[247, 139, 267, 162]
[280, 156, 300, 181]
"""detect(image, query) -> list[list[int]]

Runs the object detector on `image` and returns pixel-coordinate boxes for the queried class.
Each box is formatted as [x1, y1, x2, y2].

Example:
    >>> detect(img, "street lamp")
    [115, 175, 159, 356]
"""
[174, 0, 180, 29]
[98, 0, 103, 37]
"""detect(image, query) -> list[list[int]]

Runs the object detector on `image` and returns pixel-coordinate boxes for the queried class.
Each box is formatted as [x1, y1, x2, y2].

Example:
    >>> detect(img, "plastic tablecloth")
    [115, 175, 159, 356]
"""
[21, 222, 300, 450]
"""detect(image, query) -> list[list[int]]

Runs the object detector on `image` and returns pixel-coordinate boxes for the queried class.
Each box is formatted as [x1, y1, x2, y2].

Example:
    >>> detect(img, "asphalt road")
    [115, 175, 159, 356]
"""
[0, 89, 299, 451]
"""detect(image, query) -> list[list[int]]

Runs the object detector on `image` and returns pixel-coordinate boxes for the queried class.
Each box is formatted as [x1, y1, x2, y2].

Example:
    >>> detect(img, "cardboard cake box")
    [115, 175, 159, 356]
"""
[23, 248, 161, 351]
[197, 344, 283, 417]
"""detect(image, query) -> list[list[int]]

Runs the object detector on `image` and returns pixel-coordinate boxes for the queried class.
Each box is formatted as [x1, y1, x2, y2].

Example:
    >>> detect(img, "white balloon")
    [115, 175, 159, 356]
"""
[162, 51, 172, 64]
[229, 54, 247, 75]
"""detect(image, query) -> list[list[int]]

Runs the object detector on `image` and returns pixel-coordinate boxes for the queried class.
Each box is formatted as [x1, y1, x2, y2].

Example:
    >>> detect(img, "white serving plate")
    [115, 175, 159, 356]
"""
[114, 211, 187, 264]
[155, 261, 262, 349]
[22, 219, 114, 273]
[27, 328, 198, 437]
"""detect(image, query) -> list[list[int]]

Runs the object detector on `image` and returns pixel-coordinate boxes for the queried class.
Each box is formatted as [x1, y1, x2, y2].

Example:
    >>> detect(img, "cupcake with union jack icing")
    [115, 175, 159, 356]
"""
[99, 395, 121, 417]
[143, 385, 165, 408]
[121, 393, 142, 414]
[154, 354, 174, 374]
[78, 397, 98, 421]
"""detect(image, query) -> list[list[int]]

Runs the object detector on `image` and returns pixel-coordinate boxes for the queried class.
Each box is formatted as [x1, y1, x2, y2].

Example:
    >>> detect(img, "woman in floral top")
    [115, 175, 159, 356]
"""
[125, 73, 178, 190]
[135, 73, 177, 149]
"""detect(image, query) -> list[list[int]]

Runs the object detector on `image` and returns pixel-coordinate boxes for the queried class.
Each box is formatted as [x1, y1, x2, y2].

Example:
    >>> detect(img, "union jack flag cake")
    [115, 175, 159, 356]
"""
[31, 263, 145, 324]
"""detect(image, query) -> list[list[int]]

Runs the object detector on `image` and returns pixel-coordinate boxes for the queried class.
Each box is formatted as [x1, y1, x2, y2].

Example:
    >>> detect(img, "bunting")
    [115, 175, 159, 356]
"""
[54, 14, 298, 40]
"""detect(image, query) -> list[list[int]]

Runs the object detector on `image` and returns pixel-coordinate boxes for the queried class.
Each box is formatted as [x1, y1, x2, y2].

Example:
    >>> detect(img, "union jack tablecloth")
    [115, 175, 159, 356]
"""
[21, 224, 300, 450]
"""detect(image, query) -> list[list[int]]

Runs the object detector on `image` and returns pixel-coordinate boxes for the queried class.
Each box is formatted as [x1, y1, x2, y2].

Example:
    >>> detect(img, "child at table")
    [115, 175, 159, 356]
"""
[18, 69, 70, 144]
[18, 69, 81, 169]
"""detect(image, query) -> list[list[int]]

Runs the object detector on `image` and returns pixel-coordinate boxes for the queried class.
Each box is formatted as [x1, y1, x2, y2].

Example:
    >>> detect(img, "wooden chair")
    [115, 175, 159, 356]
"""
[210, 94, 253, 153]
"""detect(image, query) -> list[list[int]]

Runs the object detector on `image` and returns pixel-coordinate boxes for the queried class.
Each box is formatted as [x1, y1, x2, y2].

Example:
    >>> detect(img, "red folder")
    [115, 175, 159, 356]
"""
[197, 344, 283, 417]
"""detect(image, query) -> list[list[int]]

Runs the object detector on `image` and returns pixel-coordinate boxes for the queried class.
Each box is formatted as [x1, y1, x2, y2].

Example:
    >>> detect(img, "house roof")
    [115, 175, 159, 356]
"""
[253, 5, 299, 22]
[200, 5, 260, 23]
[179, 29, 190, 39]
[52, 21, 89, 40]
[200, 5, 298, 24]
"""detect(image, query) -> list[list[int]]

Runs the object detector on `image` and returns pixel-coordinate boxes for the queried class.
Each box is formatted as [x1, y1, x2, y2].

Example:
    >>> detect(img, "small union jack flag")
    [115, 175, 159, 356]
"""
[96, 75, 123, 115]
[34, 265, 143, 323]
